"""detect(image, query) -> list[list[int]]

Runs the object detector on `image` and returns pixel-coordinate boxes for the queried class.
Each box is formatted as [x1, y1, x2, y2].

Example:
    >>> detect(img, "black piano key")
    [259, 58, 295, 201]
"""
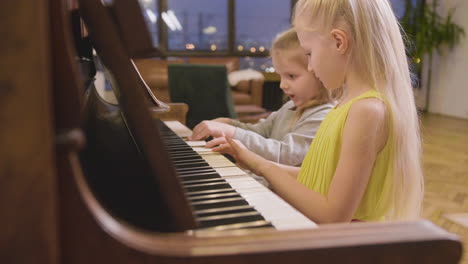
[178, 173, 221, 182]
[171, 155, 206, 162]
[197, 213, 266, 228]
[182, 178, 226, 185]
[184, 182, 232, 193]
[174, 161, 210, 169]
[177, 169, 217, 176]
[191, 198, 249, 211]
[188, 188, 234, 197]
[189, 192, 242, 202]
[196, 206, 256, 217]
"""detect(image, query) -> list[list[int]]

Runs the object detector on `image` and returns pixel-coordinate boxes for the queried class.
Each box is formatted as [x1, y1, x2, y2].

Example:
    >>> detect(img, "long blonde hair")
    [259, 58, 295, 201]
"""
[293, 0, 424, 220]
[271, 28, 331, 125]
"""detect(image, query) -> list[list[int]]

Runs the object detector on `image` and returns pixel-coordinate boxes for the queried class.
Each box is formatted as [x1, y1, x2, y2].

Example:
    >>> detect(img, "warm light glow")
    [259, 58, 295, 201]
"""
[210, 44, 217, 51]
[415, 57, 421, 64]
[203, 26, 217, 35]
[259, 46, 265, 52]
[237, 45, 244, 51]
[250, 47, 256, 53]
[186, 43, 195, 50]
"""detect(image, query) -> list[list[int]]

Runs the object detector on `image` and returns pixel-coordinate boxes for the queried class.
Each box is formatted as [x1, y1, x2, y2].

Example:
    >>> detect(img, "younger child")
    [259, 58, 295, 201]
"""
[214, 0, 424, 223]
[189, 28, 333, 167]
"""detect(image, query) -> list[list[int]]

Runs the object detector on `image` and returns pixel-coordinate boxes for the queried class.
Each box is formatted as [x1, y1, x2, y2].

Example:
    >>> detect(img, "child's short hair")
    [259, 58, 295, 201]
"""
[271, 28, 331, 124]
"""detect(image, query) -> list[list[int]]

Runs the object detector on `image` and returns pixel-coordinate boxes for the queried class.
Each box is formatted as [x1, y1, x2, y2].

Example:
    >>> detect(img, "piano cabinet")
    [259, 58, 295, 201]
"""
[57, 143, 462, 264]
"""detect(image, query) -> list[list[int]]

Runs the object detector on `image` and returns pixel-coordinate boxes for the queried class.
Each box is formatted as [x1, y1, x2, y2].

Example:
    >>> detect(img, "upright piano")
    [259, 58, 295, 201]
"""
[1, 0, 462, 263]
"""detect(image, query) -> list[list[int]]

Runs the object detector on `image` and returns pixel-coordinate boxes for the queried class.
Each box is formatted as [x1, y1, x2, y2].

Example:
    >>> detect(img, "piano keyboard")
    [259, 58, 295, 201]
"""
[161, 121, 317, 231]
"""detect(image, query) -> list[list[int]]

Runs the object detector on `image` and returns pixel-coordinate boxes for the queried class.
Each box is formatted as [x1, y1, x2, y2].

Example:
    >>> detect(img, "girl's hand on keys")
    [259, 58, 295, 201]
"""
[188, 120, 235, 141]
[205, 136, 227, 148]
[213, 136, 264, 175]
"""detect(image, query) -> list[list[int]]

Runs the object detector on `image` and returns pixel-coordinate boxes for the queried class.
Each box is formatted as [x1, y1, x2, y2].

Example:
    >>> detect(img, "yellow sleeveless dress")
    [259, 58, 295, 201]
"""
[297, 90, 394, 221]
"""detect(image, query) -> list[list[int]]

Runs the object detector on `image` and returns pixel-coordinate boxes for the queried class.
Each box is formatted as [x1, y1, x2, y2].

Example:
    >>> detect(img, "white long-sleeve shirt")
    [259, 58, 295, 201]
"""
[231, 100, 334, 166]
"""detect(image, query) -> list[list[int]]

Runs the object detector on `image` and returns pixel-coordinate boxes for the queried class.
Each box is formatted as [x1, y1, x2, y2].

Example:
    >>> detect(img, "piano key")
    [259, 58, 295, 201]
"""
[192, 147, 214, 153]
[197, 211, 265, 228]
[186, 141, 207, 147]
[187, 188, 235, 196]
[194, 205, 254, 216]
[191, 197, 249, 211]
[184, 182, 232, 193]
[197, 220, 273, 231]
[163, 120, 192, 138]
[188, 191, 240, 202]
[182, 178, 227, 185]
[215, 167, 247, 177]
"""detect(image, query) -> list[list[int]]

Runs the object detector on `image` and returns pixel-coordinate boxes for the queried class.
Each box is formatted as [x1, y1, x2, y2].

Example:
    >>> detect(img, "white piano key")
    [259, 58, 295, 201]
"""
[164, 121, 192, 138]
[228, 180, 265, 190]
[193, 147, 214, 153]
[224, 176, 258, 183]
[215, 167, 247, 177]
[271, 218, 317, 230]
[186, 141, 207, 147]
[205, 160, 236, 168]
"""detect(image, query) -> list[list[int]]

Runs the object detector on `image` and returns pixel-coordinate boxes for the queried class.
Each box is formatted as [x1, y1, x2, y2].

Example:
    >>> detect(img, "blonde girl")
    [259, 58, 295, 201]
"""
[214, 0, 423, 223]
[190, 28, 333, 167]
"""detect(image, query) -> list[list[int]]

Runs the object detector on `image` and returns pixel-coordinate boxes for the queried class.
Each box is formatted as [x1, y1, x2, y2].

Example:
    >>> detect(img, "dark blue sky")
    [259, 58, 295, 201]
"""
[168, 0, 291, 49]
[141, 0, 411, 50]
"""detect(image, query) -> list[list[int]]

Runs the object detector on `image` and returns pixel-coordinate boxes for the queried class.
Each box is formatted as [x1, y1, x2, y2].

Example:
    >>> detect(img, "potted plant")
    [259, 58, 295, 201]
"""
[400, 0, 465, 109]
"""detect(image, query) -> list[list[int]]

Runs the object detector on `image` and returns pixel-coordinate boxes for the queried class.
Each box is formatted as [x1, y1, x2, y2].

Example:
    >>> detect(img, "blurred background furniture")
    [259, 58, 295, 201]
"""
[262, 72, 285, 111]
[135, 57, 269, 123]
[168, 64, 237, 128]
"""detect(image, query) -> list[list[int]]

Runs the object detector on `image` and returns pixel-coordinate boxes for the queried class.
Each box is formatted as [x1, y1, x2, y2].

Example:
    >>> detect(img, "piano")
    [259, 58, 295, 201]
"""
[1, 0, 461, 263]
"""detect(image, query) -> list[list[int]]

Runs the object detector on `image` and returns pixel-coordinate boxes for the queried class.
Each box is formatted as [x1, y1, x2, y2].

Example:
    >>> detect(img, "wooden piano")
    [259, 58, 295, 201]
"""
[0, 0, 463, 263]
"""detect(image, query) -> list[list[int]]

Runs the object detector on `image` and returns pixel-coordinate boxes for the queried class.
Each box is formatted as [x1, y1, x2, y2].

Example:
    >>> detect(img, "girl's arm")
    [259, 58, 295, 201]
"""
[216, 99, 388, 223]
[230, 110, 279, 138]
[213, 138, 301, 179]
[274, 163, 302, 179]
[188, 120, 236, 140]
[230, 111, 325, 166]
[188, 110, 278, 141]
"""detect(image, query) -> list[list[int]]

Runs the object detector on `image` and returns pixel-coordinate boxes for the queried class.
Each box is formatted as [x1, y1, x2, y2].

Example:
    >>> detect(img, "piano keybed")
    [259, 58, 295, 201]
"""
[161, 121, 317, 231]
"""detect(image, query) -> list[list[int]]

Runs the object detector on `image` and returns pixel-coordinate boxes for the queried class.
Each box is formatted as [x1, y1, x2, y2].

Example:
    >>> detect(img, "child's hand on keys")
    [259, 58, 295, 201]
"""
[205, 137, 227, 148]
[212, 136, 262, 173]
[189, 120, 235, 141]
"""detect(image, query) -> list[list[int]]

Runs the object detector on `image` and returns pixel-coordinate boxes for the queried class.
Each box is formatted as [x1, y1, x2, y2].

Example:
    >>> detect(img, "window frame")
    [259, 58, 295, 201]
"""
[154, 0, 297, 57]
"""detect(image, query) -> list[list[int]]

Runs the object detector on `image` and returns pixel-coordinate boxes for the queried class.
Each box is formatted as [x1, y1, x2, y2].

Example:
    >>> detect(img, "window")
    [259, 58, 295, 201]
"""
[389, 0, 419, 19]
[166, 0, 228, 51]
[135, 0, 296, 67]
[235, 0, 291, 55]
[138, 0, 159, 46]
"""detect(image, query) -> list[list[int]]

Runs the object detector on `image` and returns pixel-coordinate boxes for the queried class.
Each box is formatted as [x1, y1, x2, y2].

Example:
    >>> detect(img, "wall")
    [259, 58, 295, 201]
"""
[423, 0, 468, 119]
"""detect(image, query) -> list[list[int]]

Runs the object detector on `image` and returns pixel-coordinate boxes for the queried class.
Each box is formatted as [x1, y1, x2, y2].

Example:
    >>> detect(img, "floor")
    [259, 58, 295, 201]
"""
[421, 113, 468, 263]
